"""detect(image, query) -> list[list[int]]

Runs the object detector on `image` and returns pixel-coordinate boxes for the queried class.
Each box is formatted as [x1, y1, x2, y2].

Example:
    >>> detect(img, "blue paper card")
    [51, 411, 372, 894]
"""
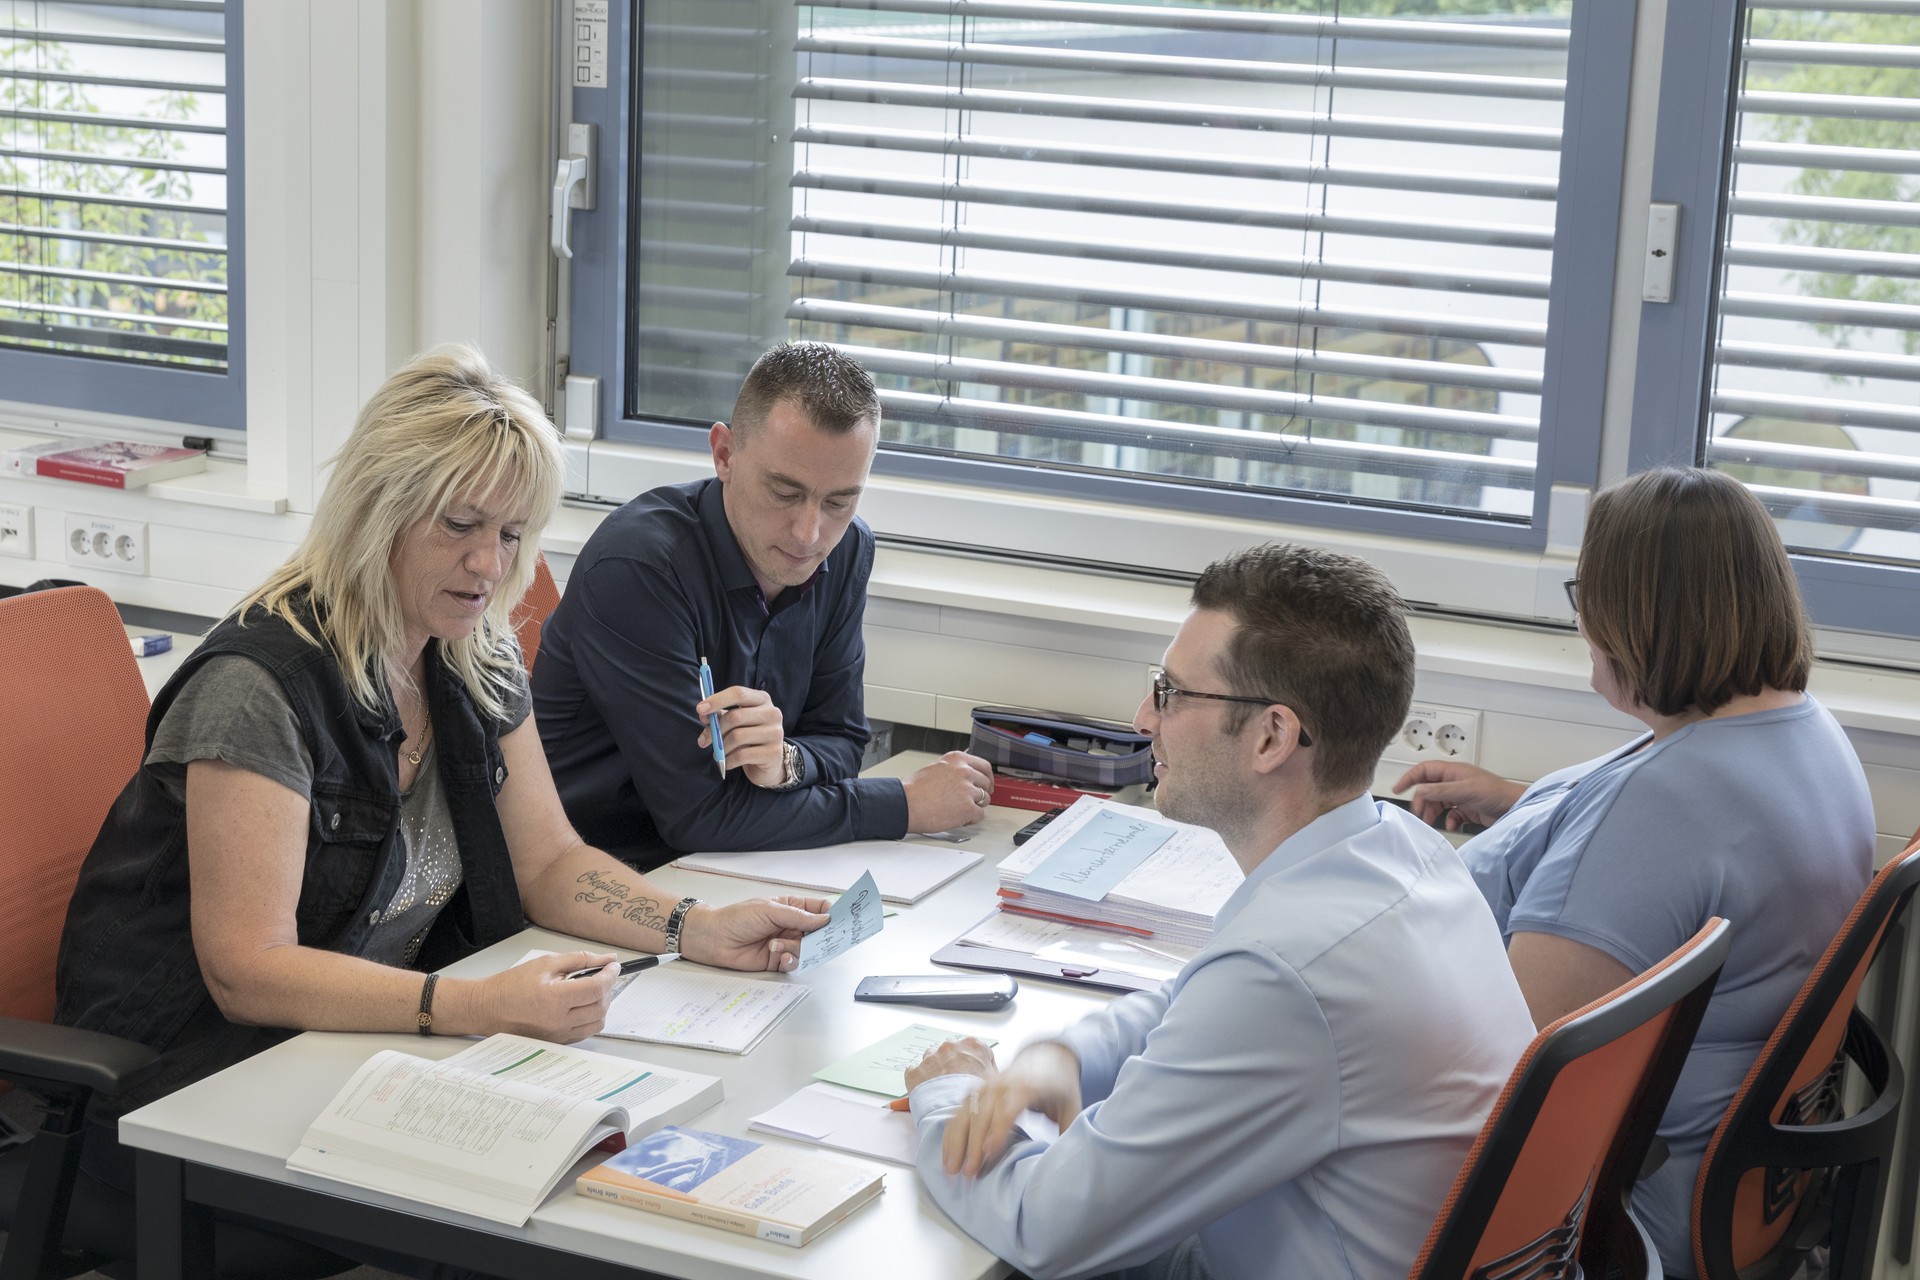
[796, 869, 884, 972]
[1023, 807, 1177, 901]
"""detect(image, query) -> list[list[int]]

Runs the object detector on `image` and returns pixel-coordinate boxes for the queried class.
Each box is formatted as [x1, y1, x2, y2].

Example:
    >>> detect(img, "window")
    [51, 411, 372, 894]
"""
[1635, 0, 1920, 637]
[1705, 4, 1920, 565]
[570, 0, 1633, 548]
[0, 0, 243, 430]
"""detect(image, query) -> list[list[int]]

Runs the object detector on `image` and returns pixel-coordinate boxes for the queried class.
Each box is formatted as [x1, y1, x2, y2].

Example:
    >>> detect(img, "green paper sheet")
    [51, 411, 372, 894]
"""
[813, 1023, 1000, 1098]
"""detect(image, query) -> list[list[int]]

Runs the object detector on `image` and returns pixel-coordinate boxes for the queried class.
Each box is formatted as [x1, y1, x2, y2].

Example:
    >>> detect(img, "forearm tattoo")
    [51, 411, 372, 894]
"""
[574, 870, 671, 934]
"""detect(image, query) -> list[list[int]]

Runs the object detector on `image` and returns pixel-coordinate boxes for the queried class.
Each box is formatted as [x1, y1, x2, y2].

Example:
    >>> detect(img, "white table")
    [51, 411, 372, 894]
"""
[121, 754, 1114, 1280]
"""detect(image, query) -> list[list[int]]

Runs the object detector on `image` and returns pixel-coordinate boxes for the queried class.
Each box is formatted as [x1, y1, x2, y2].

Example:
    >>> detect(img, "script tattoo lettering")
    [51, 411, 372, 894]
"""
[573, 870, 671, 933]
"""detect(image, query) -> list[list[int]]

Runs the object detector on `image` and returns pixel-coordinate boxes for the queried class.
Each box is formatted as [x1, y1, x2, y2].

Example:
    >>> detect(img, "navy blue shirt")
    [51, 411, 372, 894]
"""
[532, 477, 908, 870]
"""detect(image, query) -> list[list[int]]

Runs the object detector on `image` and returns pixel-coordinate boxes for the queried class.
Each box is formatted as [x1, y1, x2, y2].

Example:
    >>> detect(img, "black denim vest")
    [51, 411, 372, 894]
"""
[55, 599, 527, 1115]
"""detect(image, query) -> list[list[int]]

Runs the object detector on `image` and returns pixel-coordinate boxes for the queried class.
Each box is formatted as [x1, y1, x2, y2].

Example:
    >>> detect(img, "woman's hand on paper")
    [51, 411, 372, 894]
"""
[460, 950, 620, 1043]
[902, 751, 997, 833]
[908, 1038, 1083, 1178]
[1392, 761, 1528, 831]
[696, 684, 789, 788]
[678, 897, 830, 973]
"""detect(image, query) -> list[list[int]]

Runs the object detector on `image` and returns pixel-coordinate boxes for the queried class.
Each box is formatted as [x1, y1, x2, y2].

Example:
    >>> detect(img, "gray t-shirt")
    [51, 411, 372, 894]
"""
[148, 653, 533, 968]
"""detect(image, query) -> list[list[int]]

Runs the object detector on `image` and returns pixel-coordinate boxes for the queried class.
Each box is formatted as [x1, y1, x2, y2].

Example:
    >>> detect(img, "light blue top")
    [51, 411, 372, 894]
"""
[1460, 696, 1873, 1276]
[909, 796, 1536, 1280]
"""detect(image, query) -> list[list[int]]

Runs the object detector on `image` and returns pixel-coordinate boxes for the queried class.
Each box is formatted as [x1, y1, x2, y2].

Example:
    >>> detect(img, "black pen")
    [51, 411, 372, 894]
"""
[564, 954, 676, 981]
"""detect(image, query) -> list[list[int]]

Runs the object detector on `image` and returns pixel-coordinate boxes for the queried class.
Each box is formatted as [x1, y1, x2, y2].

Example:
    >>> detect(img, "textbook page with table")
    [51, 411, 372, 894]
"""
[286, 1034, 721, 1226]
[673, 841, 981, 904]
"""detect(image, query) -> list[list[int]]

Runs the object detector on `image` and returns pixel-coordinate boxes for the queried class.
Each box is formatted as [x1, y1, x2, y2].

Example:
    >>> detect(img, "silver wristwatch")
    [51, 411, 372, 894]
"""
[767, 740, 807, 791]
[664, 896, 701, 953]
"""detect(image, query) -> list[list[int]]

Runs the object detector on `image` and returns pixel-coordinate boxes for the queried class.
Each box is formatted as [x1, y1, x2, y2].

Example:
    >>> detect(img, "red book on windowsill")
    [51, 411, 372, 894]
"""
[34, 441, 207, 489]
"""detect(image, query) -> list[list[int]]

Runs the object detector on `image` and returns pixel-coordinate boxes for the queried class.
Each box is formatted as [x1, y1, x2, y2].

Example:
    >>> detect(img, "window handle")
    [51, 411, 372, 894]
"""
[551, 123, 597, 261]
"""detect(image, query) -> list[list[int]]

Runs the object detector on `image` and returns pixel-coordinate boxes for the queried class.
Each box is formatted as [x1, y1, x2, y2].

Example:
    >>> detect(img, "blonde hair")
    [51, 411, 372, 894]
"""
[236, 344, 565, 720]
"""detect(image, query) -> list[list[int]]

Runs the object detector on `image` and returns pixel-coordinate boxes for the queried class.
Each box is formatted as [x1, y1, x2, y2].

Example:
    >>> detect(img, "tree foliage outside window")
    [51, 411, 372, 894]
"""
[1749, 10, 1920, 357]
[0, 22, 228, 371]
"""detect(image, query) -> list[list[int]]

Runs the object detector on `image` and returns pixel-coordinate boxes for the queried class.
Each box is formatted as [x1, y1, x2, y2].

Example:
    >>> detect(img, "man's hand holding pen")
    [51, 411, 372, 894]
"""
[697, 683, 793, 788]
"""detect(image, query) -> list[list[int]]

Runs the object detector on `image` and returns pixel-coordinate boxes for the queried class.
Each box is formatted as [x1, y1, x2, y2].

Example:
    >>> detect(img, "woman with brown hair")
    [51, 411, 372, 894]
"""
[1396, 465, 1873, 1278]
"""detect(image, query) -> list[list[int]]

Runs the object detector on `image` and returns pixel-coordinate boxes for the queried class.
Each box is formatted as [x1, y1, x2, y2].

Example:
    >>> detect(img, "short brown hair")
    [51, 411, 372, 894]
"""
[1191, 543, 1415, 794]
[1578, 467, 1811, 716]
[730, 342, 880, 439]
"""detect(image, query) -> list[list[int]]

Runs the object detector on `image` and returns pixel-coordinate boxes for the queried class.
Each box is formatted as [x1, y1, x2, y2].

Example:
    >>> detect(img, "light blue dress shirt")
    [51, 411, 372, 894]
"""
[1459, 697, 1872, 1275]
[909, 796, 1536, 1280]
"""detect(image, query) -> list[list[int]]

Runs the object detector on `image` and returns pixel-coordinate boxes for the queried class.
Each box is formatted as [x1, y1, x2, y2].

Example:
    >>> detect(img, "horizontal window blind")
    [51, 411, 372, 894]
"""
[0, 0, 228, 371]
[1706, 2, 1920, 560]
[787, 0, 1571, 519]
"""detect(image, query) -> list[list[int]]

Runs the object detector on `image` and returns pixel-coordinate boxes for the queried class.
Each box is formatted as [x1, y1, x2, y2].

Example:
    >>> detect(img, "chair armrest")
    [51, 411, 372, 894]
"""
[0, 1016, 160, 1097]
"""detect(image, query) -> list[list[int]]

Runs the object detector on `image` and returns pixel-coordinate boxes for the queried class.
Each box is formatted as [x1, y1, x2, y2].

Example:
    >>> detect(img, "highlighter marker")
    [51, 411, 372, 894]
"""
[699, 655, 726, 778]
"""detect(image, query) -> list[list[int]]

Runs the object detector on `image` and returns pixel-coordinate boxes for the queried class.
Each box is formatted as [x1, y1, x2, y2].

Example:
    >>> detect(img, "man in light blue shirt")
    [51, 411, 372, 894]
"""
[905, 544, 1537, 1280]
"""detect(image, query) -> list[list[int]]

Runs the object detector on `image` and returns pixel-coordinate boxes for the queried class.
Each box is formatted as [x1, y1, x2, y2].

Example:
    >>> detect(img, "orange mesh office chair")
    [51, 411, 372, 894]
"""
[512, 552, 562, 672]
[0, 587, 347, 1279]
[0, 586, 157, 1279]
[1410, 918, 1732, 1280]
[1691, 844, 1920, 1280]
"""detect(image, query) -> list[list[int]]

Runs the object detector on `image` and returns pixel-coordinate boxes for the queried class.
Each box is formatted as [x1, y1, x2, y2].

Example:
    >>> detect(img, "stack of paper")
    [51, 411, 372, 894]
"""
[994, 795, 1242, 951]
[673, 841, 981, 905]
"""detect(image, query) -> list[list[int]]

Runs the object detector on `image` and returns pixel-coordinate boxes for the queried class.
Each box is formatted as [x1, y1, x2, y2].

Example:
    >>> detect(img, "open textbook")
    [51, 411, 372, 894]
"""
[287, 1034, 722, 1226]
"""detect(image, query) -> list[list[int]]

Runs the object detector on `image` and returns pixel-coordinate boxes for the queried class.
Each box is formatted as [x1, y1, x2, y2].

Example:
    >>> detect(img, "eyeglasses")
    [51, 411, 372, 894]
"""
[1148, 668, 1313, 746]
[1563, 578, 1580, 616]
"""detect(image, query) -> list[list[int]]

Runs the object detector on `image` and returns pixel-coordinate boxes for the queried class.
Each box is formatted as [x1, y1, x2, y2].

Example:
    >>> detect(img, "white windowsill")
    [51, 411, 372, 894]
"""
[0, 427, 287, 514]
[543, 468, 1920, 742]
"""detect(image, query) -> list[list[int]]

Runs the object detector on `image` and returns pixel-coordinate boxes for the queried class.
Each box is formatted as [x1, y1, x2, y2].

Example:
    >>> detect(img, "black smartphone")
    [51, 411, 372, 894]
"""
[1012, 806, 1066, 846]
[854, 973, 1019, 1011]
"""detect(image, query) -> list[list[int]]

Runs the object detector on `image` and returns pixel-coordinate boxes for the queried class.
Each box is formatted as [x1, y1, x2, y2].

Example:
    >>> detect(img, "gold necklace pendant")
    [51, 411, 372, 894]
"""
[405, 708, 432, 769]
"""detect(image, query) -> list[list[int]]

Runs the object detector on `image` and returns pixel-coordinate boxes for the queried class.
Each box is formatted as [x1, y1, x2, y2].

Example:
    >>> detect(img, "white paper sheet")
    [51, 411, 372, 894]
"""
[750, 1083, 1062, 1168]
[599, 964, 808, 1054]
[750, 1082, 921, 1166]
[673, 841, 982, 904]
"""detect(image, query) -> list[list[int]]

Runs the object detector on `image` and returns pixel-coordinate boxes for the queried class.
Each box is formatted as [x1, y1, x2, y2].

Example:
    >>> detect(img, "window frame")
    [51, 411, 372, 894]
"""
[0, 0, 246, 433]
[566, 0, 1636, 556]
[1629, 0, 1920, 638]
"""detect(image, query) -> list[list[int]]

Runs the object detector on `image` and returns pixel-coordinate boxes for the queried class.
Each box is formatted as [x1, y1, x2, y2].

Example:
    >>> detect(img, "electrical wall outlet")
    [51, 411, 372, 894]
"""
[1380, 703, 1482, 768]
[65, 514, 148, 575]
[0, 503, 30, 559]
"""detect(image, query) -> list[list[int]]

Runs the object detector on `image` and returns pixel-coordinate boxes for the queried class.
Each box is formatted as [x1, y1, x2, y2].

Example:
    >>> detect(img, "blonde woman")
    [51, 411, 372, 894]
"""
[56, 348, 827, 1236]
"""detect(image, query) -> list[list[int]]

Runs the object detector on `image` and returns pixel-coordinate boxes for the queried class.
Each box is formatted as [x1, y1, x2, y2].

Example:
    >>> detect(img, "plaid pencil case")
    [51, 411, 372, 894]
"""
[968, 705, 1154, 789]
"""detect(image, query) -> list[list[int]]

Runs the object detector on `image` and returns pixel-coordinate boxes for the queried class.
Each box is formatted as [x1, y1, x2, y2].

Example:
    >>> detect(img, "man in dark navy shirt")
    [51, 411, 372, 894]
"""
[532, 344, 995, 870]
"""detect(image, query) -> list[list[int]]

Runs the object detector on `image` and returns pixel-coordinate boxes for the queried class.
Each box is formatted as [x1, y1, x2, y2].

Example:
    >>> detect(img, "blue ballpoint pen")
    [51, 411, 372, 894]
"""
[698, 655, 726, 778]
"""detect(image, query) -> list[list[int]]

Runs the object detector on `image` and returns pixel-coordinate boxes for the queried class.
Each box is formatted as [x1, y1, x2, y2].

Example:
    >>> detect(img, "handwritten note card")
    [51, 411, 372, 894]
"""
[796, 869, 884, 972]
[1021, 807, 1177, 901]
